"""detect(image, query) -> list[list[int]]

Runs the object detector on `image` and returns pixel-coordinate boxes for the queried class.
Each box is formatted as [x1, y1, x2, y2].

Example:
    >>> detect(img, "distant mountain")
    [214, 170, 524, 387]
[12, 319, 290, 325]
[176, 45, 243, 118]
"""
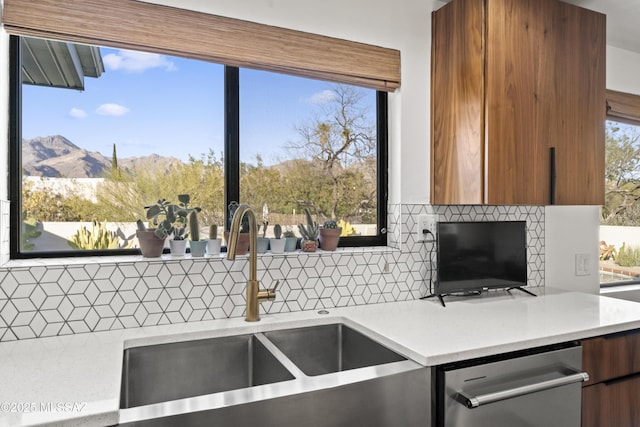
[22, 135, 181, 178]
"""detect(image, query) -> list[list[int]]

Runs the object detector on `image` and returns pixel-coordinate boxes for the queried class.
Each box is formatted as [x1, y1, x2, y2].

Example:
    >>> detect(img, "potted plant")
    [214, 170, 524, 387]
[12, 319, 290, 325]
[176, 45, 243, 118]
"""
[224, 201, 250, 255]
[188, 209, 207, 257]
[298, 208, 319, 252]
[283, 228, 298, 252]
[270, 224, 286, 254]
[136, 198, 172, 257]
[319, 219, 342, 251]
[150, 194, 200, 256]
[206, 224, 222, 256]
[256, 220, 269, 253]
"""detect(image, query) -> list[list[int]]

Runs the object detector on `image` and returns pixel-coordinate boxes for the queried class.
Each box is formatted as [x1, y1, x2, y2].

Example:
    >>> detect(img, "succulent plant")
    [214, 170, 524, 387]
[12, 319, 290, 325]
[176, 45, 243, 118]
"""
[69, 220, 132, 250]
[189, 210, 200, 241]
[273, 224, 282, 239]
[209, 224, 218, 240]
[228, 201, 250, 233]
[143, 194, 200, 240]
[298, 208, 319, 241]
[259, 220, 269, 238]
[283, 230, 296, 238]
[323, 220, 338, 229]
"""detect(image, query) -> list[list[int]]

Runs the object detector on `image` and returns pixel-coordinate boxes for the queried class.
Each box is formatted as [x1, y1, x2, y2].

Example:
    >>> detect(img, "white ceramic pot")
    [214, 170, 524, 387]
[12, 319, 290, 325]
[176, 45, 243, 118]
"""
[206, 238, 222, 256]
[169, 239, 187, 256]
[269, 238, 286, 254]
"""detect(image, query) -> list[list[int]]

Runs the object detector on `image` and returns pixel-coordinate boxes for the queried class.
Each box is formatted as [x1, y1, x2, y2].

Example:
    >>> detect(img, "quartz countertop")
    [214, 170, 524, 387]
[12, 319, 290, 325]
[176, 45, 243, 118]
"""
[2, 288, 640, 426]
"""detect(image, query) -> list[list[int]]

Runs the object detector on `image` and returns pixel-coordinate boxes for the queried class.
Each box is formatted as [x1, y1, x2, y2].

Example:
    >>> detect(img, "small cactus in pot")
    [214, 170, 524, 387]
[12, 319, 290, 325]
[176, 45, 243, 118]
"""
[256, 220, 269, 253]
[269, 223, 286, 254]
[298, 208, 319, 252]
[188, 210, 207, 257]
[319, 219, 342, 251]
[283, 228, 298, 252]
[206, 224, 222, 256]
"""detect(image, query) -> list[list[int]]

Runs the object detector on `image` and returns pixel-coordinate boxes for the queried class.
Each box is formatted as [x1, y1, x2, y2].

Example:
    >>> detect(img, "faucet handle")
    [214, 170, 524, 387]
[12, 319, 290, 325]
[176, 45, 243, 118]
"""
[258, 280, 280, 302]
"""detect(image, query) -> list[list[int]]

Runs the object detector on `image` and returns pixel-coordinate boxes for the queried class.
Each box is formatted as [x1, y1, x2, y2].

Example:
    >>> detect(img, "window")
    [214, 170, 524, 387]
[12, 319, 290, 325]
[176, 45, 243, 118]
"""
[600, 90, 640, 286]
[10, 36, 387, 257]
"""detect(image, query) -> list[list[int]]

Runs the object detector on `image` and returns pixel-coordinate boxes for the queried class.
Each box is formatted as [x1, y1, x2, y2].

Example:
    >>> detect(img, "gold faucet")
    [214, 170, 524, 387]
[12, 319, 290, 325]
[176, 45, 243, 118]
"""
[226, 204, 279, 322]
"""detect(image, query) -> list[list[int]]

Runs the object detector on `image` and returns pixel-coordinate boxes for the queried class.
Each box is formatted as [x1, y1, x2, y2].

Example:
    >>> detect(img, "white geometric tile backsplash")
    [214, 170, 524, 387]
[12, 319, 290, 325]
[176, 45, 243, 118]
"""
[0, 204, 544, 342]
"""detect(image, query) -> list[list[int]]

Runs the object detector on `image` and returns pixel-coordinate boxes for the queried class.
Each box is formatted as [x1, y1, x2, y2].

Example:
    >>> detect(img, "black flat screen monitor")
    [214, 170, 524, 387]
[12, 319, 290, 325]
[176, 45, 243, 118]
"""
[436, 221, 527, 295]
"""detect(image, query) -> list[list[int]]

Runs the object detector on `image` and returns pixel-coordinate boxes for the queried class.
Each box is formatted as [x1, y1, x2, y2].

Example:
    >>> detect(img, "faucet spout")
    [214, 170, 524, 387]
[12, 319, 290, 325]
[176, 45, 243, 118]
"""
[226, 204, 277, 322]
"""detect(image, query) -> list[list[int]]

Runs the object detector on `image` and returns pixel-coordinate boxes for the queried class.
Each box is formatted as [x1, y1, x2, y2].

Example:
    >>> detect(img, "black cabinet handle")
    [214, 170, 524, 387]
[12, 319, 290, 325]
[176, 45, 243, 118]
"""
[550, 147, 556, 205]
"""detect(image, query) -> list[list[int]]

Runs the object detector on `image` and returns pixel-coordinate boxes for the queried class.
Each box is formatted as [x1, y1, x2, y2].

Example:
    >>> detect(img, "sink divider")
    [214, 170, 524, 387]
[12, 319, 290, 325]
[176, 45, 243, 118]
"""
[254, 333, 307, 379]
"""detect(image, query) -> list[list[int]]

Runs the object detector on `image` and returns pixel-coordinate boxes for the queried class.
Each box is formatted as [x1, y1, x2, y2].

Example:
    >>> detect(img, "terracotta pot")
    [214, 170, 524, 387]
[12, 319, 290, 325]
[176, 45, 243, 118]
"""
[137, 229, 166, 257]
[301, 239, 318, 252]
[169, 239, 187, 256]
[319, 227, 342, 251]
[224, 231, 250, 255]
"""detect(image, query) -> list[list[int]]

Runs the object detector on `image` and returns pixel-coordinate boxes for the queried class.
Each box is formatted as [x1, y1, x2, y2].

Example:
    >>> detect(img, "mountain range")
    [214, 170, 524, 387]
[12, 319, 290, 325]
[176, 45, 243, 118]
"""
[22, 135, 181, 178]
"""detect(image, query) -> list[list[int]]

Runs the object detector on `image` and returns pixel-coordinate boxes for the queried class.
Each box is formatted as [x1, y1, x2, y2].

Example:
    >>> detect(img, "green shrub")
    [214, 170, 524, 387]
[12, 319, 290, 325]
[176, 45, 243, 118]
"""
[69, 221, 132, 250]
[616, 242, 640, 267]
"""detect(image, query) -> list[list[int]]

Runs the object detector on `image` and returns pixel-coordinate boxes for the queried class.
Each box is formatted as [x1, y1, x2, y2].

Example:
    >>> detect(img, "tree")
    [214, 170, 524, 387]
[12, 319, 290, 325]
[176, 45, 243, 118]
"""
[603, 121, 640, 225]
[287, 84, 376, 220]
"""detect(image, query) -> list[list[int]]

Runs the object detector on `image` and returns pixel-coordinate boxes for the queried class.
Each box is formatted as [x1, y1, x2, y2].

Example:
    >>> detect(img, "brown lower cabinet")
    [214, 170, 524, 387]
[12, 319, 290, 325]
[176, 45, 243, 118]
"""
[582, 331, 640, 427]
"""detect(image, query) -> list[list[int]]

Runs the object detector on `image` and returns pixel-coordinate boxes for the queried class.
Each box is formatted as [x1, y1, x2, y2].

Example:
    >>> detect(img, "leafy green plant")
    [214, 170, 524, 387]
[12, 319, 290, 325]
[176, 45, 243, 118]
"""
[144, 194, 201, 240]
[68, 220, 132, 250]
[616, 242, 640, 267]
[298, 208, 319, 241]
[21, 211, 41, 251]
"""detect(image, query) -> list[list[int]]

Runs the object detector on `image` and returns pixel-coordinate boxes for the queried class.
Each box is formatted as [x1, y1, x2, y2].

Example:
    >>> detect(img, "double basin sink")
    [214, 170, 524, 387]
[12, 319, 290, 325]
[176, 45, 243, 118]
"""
[119, 323, 430, 426]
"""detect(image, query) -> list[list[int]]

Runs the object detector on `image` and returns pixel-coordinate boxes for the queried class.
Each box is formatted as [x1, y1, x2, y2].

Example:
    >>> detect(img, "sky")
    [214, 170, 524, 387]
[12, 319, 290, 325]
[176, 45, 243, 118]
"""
[22, 45, 376, 165]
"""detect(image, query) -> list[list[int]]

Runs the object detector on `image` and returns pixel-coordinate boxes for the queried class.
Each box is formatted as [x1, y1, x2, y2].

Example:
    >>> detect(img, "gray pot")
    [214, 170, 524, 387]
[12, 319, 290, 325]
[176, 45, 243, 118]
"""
[189, 239, 207, 257]
[284, 237, 298, 252]
[256, 237, 269, 253]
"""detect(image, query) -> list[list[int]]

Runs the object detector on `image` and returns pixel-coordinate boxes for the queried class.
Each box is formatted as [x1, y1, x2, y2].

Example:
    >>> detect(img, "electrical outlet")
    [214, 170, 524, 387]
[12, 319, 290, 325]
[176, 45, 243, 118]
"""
[575, 253, 591, 276]
[416, 214, 438, 242]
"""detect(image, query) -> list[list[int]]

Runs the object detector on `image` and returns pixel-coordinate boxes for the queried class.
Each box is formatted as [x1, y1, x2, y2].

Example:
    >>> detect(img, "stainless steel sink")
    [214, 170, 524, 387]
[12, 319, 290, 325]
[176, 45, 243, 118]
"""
[120, 333, 295, 408]
[119, 323, 430, 426]
[263, 323, 406, 375]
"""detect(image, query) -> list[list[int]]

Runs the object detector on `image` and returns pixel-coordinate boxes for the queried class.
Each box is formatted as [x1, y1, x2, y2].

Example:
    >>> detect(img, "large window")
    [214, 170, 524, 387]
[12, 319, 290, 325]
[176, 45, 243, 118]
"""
[10, 36, 387, 257]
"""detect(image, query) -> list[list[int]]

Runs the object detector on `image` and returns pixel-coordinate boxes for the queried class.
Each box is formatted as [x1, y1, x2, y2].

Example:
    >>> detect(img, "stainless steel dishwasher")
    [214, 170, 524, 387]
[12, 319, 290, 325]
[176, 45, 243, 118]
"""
[435, 343, 589, 427]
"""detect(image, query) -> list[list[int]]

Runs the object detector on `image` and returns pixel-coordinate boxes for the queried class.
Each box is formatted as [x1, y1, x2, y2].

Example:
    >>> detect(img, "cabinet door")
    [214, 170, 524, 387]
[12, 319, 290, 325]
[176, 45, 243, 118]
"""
[582, 377, 640, 427]
[550, 1, 605, 205]
[485, 0, 560, 205]
[431, 0, 485, 205]
[582, 332, 640, 386]
[485, 0, 605, 205]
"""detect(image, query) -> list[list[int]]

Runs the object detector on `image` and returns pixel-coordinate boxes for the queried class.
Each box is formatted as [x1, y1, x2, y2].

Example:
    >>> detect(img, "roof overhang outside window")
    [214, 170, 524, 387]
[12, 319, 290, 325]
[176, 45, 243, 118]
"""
[21, 37, 104, 90]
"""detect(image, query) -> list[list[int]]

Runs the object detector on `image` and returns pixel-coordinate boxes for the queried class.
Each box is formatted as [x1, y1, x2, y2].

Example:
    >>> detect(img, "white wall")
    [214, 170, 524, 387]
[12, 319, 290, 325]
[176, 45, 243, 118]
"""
[607, 45, 640, 96]
[545, 206, 601, 294]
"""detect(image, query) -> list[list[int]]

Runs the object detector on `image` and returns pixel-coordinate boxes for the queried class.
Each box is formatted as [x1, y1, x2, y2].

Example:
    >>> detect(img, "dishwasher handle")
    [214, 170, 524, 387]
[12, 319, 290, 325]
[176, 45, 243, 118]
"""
[456, 370, 590, 409]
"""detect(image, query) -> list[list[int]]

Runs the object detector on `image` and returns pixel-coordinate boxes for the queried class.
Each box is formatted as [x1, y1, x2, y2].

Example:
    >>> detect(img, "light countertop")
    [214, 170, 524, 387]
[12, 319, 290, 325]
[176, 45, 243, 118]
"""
[2, 288, 640, 426]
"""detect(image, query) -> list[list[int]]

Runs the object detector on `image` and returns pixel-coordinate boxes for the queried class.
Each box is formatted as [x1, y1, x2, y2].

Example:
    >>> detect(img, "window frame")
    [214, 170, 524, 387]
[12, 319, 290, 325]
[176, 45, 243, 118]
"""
[9, 36, 388, 259]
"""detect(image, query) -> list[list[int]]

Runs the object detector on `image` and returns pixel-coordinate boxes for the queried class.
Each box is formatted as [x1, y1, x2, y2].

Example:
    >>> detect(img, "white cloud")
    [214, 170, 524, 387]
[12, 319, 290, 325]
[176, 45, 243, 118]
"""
[308, 89, 336, 104]
[96, 103, 130, 117]
[103, 49, 177, 73]
[69, 108, 87, 119]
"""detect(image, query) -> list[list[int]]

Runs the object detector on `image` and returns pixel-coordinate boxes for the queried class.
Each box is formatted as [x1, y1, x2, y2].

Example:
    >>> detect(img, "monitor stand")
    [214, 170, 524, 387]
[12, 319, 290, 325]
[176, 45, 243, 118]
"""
[507, 286, 537, 297]
[420, 293, 447, 307]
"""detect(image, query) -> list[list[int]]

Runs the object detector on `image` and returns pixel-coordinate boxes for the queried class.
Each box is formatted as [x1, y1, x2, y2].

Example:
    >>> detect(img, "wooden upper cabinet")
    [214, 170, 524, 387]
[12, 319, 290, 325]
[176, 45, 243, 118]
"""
[431, 0, 606, 205]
